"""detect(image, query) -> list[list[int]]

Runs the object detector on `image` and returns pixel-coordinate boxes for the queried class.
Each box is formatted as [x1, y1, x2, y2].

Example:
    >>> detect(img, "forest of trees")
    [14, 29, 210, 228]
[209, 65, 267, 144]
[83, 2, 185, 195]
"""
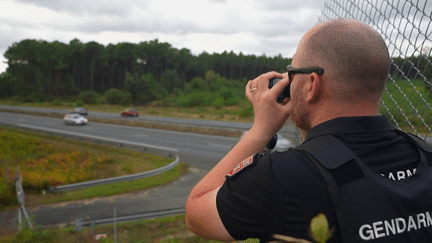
[0, 39, 290, 105]
[0, 38, 430, 107]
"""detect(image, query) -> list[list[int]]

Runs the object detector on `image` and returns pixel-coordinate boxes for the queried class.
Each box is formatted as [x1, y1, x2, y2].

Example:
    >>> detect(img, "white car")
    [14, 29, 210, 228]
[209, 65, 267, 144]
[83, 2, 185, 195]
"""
[64, 114, 88, 125]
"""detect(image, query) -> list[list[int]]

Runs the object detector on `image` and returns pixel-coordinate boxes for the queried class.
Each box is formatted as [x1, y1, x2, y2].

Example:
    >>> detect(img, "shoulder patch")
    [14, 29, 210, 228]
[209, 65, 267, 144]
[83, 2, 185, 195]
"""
[226, 155, 255, 178]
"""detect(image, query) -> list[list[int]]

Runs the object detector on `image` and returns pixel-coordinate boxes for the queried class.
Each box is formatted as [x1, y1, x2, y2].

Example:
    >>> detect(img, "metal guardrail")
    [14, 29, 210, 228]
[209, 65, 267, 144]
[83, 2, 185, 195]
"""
[49, 155, 179, 193]
[75, 208, 186, 231]
[2, 123, 181, 193]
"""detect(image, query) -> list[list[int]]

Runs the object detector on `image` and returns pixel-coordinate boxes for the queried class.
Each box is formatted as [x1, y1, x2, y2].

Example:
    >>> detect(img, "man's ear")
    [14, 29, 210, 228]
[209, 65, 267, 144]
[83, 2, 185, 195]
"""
[306, 73, 321, 103]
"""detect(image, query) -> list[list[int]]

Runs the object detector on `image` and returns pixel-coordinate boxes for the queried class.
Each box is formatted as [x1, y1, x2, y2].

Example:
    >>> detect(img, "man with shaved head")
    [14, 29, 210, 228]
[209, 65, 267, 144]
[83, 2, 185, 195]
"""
[186, 19, 432, 242]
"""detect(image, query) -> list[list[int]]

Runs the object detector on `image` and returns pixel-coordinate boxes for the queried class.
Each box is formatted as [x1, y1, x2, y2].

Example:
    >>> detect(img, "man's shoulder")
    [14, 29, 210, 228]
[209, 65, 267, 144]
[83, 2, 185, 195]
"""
[223, 149, 319, 187]
[267, 148, 328, 187]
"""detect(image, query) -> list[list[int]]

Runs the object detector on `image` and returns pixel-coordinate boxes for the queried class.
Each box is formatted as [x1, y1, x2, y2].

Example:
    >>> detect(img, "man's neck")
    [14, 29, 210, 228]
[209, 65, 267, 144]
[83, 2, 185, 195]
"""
[307, 102, 380, 134]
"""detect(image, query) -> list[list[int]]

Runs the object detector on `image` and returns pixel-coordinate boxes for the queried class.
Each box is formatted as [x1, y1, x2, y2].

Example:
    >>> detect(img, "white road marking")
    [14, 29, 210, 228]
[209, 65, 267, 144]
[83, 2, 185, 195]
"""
[134, 133, 150, 138]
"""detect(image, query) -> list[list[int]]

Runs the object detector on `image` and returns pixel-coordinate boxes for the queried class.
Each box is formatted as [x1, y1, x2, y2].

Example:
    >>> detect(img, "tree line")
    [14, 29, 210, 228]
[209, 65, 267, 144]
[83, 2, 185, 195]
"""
[1, 38, 430, 106]
[1, 38, 290, 103]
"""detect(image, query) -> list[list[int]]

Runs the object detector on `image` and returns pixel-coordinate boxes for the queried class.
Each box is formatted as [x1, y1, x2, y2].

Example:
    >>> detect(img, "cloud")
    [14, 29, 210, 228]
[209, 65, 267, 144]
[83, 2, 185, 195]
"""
[23, 0, 321, 38]
[15, 0, 141, 17]
[0, 0, 327, 73]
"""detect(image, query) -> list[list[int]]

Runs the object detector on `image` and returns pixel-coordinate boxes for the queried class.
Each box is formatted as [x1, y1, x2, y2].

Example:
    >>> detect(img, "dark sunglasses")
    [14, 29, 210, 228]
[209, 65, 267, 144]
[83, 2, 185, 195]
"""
[286, 65, 324, 81]
[269, 65, 324, 102]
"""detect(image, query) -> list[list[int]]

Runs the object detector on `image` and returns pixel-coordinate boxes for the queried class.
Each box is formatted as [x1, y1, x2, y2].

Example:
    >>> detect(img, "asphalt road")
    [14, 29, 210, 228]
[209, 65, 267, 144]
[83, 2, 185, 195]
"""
[0, 104, 298, 135]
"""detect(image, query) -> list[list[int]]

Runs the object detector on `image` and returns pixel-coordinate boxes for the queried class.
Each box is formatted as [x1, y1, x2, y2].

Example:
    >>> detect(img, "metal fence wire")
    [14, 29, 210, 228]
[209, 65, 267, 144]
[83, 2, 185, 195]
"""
[319, 0, 432, 140]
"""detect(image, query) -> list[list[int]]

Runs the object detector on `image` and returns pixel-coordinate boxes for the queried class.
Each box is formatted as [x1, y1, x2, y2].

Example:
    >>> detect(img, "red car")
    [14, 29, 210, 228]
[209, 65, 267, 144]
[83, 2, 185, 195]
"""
[121, 108, 139, 117]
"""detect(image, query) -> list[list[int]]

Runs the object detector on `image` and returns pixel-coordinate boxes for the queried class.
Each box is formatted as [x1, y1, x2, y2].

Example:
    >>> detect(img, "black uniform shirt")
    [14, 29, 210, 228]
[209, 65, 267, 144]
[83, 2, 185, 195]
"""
[216, 116, 421, 242]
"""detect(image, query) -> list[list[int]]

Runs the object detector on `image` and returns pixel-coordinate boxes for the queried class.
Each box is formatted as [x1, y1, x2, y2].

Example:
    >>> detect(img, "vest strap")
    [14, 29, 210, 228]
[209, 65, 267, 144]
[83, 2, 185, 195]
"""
[296, 135, 364, 187]
[400, 132, 432, 166]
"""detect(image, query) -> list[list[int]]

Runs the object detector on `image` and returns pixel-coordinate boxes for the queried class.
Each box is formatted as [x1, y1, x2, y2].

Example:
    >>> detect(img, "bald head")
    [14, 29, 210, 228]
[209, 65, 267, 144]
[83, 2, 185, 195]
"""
[296, 19, 390, 102]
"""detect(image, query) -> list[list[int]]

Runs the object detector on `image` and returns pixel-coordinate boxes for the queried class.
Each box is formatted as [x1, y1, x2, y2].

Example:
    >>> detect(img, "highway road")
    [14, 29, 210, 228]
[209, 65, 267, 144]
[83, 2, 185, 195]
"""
[0, 104, 298, 135]
[0, 111, 240, 170]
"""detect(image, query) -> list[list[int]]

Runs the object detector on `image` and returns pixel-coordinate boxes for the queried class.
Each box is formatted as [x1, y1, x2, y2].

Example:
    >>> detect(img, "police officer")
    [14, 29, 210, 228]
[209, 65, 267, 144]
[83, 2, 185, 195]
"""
[185, 18, 432, 242]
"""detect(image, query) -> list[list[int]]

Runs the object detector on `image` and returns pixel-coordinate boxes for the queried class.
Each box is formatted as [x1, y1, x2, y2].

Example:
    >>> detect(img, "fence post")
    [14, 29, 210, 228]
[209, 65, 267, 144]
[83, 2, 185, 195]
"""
[91, 221, 95, 235]
[17, 208, 22, 231]
[114, 208, 117, 243]
[15, 167, 33, 230]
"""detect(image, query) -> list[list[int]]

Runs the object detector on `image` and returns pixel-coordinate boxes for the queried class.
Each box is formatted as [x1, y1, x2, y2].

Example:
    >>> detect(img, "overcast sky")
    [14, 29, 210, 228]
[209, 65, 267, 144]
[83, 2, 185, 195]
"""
[0, 0, 326, 73]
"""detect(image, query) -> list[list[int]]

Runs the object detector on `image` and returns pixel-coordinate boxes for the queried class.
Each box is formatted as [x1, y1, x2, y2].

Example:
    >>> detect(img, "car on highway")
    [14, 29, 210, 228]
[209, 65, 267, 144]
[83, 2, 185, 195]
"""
[121, 108, 139, 117]
[71, 107, 88, 116]
[64, 114, 88, 125]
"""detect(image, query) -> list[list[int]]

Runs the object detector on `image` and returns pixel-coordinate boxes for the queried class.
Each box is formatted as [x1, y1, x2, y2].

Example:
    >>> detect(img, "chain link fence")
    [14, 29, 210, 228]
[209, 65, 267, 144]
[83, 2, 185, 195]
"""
[319, 0, 432, 140]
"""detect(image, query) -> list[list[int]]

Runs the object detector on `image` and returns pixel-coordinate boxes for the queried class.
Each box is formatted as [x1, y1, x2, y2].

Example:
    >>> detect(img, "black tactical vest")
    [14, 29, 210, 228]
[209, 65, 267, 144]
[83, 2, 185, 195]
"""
[296, 131, 432, 242]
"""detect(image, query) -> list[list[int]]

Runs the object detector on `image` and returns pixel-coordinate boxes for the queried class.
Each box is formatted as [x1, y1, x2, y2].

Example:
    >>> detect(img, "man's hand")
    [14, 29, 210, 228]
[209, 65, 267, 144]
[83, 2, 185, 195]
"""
[246, 71, 292, 140]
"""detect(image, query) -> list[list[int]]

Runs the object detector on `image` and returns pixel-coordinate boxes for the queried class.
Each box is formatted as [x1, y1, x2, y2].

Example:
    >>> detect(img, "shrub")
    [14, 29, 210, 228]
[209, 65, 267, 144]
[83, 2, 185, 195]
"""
[78, 91, 101, 104]
[21, 151, 105, 192]
[50, 99, 63, 106]
[75, 100, 85, 107]
[104, 88, 131, 105]
[125, 73, 161, 105]
[13, 223, 57, 243]
[212, 97, 224, 109]
[17, 92, 44, 103]
[0, 179, 17, 210]
[0, 72, 19, 98]
[174, 91, 213, 107]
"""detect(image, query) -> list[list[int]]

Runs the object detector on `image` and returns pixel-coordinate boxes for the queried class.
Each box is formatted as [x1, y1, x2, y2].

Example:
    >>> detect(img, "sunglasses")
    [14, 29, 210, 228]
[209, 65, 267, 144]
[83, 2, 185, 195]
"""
[269, 65, 324, 102]
[286, 65, 324, 82]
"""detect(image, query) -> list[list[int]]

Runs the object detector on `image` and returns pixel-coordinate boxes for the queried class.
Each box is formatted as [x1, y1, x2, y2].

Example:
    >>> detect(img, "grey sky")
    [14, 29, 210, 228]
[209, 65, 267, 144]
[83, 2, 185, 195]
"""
[0, 0, 326, 72]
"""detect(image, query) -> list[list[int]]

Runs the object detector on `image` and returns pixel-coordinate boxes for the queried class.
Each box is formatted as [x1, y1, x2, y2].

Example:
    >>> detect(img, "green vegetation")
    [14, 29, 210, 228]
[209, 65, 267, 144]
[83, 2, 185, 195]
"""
[380, 78, 432, 133]
[0, 215, 260, 243]
[0, 126, 187, 210]
[104, 88, 132, 106]
[1, 212, 334, 242]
